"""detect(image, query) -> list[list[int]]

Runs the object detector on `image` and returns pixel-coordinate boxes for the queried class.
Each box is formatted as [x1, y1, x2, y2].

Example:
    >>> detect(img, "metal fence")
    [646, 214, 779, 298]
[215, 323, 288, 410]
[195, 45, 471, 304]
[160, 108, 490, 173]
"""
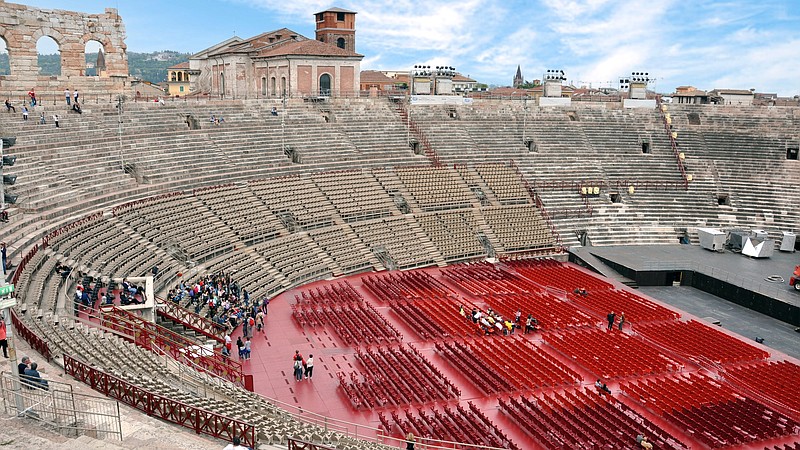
[0, 371, 122, 441]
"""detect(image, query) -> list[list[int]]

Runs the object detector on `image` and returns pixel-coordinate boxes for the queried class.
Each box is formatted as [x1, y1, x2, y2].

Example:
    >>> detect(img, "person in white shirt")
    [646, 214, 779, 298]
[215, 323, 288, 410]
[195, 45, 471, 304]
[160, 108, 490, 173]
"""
[304, 354, 314, 379]
[222, 436, 248, 450]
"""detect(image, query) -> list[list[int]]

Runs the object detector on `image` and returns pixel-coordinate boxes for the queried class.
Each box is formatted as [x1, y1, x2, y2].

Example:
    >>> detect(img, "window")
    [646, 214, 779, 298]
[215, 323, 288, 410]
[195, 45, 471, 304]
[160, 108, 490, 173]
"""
[170, 72, 176, 82]
[316, 13, 323, 21]
[179, 86, 184, 92]
[271, 77, 276, 96]
[219, 72, 225, 96]
[337, 12, 345, 21]
[336, 37, 345, 49]
[319, 73, 331, 96]
[261, 77, 267, 96]
[281, 77, 287, 96]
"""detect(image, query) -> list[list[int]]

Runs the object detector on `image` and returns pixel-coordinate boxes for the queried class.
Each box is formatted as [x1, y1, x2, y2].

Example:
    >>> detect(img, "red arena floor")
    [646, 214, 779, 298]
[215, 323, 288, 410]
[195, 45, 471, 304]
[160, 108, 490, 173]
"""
[230, 259, 800, 450]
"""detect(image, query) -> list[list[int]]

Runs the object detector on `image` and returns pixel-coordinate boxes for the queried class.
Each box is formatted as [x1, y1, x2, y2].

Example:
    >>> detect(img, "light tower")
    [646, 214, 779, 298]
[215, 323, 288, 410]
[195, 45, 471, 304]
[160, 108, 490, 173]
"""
[542, 69, 566, 97]
[619, 71, 652, 99]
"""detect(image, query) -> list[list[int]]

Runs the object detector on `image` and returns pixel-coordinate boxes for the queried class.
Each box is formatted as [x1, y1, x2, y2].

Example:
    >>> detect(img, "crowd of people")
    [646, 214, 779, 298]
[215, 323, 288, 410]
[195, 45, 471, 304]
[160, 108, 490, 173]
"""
[461, 305, 539, 336]
[3, 87, 83, 129]
[167, 270, 269, 359]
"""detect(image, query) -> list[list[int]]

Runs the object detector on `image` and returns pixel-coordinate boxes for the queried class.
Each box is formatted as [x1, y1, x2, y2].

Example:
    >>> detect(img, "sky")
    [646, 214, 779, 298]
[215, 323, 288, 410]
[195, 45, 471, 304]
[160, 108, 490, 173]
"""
[16, 0, 800, 96]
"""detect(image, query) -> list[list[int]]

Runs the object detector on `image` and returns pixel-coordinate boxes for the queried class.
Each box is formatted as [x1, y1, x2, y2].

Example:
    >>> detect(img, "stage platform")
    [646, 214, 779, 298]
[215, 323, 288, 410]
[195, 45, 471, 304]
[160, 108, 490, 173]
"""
[571, 244, 800, 324]
[232, 256, 800, 450]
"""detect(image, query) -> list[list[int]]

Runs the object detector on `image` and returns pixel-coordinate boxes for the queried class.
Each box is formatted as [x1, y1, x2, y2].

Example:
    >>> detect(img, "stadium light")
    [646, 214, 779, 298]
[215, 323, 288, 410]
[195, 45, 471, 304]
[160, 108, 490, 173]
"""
[543, 69, 566, 82]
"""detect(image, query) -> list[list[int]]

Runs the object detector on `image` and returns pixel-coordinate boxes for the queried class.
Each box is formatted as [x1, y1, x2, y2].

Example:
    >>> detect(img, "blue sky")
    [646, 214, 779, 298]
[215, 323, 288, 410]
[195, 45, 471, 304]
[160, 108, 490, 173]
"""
[18, 0, 800, 95]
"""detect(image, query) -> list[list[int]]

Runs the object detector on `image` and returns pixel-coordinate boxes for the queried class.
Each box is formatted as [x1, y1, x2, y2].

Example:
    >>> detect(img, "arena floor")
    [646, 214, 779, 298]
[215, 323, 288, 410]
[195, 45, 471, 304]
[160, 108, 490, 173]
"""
[230, 256, 800, 450]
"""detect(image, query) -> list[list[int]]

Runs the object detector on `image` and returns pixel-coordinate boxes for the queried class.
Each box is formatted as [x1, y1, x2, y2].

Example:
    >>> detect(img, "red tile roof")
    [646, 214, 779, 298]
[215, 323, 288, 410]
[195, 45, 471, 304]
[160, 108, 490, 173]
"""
[257, 39, 362, 58]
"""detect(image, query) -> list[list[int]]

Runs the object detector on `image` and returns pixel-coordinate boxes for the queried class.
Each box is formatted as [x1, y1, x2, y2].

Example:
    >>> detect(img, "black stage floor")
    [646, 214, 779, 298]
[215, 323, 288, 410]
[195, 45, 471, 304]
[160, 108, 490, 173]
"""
[571, 244, 800, 360]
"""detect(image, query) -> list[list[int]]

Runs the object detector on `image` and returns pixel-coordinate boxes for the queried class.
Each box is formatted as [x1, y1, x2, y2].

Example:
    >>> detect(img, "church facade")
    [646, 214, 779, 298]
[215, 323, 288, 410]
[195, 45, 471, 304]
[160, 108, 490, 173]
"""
[189, 8, 362, 99]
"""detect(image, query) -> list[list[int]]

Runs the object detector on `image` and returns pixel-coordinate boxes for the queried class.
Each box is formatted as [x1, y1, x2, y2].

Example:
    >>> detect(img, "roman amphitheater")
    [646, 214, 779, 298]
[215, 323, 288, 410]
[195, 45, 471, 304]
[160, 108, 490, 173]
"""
[0, 4, 799, 450]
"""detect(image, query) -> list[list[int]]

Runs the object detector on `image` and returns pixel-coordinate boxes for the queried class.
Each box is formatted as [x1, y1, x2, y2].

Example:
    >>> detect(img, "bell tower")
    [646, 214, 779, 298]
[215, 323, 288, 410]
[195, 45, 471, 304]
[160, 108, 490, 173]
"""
[315, 7, 357, 52]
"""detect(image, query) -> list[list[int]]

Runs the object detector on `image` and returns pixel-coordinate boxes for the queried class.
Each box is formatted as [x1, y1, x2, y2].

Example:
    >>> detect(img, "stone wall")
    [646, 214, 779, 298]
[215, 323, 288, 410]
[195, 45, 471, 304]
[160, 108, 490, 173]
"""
[0, 1, 130, 96]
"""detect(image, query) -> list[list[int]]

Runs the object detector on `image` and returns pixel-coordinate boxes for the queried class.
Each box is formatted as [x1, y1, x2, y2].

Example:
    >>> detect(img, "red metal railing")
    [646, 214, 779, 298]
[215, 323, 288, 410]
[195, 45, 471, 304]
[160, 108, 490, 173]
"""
[64, 354, 256, 447]
[11, 244, 38, 285]
[99, 306, 247, 389]
[394, 102, 441, 167]
[10, 309, 51, 362]
[156, 297, 226, 343]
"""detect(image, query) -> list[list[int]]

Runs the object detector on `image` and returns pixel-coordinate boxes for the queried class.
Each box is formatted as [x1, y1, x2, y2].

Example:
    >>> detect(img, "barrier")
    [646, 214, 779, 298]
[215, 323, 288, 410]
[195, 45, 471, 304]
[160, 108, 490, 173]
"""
[156, 297, 226, 343]
[64, 354, 256, 447]
[10, 308, 51, 362]
[100, 305, 246, 388]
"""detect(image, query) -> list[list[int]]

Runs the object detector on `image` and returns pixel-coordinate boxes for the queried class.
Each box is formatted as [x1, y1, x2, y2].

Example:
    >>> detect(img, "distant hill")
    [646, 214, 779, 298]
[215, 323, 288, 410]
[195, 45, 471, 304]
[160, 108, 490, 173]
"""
[0, 51, 192, 83]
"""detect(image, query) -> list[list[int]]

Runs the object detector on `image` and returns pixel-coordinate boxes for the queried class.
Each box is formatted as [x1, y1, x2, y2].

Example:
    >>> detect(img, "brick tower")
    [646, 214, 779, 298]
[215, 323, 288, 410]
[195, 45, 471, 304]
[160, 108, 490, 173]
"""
[315, 7, 357, 52]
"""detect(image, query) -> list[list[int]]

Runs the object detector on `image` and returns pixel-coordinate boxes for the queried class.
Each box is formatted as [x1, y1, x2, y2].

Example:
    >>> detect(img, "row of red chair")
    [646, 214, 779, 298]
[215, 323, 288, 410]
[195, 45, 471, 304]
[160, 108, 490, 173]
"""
[499, 388, 688, 450]
[545, 328, 680, 379]
[292, 280, 402, 345]
[722, 360, 800, 414]
[380, 403, 521, 450]
[362, 270, 457, 301]
[637, 319, 769, 364]
[764, 443, 800, 450]
[337, 344, 460, 409]
[484, 292, 596, 331]
[507, 259, 614, 292]
[435, 336, 582, 394]
[442, 261, 548, 297]
[569, 288, 680, 324]
[665, 397, 797, 448]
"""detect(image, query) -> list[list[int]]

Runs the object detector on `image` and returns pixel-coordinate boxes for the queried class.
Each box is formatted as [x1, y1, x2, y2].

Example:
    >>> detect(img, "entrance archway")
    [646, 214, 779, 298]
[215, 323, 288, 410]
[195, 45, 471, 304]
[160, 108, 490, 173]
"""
[319, 73, 331, 96]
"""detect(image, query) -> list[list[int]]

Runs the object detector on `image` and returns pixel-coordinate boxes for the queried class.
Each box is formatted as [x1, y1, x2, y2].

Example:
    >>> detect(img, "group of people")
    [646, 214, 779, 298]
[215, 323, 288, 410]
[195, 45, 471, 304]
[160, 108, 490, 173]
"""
[606, 311, 626, 331]
[292, 350, 314, 381]
[462, 305, 538, 335]
[209, 115, 225, 125]
[3, 87, 82, 126]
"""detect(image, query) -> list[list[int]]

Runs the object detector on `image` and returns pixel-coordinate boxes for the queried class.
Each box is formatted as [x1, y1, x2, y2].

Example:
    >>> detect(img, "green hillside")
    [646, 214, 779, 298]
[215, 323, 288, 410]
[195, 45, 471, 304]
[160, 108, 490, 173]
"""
[0, 51, 191, 83]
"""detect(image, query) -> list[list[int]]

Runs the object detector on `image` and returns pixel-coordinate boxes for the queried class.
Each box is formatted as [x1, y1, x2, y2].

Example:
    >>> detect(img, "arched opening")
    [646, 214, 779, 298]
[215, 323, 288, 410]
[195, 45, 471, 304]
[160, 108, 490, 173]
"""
[84, 39, 104, 76]
[336, 37, 345, 49]
[319, 73, 331, 96]
[219, 72, 225, 97]
[271, 77, 276, 97]
[0, 37, 10, 75]
[170, 71, 177, 82]
[261, 77, 267, 96]
[37, 35, 61, 75]
[177, 72, 183, 82]
[280, 76, 286, 97]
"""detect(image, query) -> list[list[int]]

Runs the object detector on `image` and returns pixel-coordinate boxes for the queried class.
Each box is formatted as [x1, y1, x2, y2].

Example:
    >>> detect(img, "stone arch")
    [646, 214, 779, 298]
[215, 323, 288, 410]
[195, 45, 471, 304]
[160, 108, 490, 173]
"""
[84, 39, 105, 76]
[261, 76, 266, 96]
[35, 34, 62, 76]
[0, 35, 10, 76]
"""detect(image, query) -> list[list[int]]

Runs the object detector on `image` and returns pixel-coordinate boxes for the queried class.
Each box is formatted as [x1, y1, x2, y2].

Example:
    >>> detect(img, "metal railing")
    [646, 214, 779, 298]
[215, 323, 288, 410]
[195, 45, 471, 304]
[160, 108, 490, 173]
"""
[10, 307, 51, 361]
[64, 354, 256, 447]
[0, 371, 122, 441]
[155, 296, 226, 343]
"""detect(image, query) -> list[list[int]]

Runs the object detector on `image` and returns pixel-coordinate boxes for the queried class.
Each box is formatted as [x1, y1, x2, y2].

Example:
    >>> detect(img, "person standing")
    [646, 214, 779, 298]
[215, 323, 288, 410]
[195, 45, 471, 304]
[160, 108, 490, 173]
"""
[293, 358, 303, 381]
[244, 337, 251, 360]
[405, 432, 416, 450]
[304, 354, 314, 380]
[28, 89, 36, 106]
[65, 88, 71, 106]
[39, 112, 45, 125]
[0, 318, 8, 358]
[236, 336, 244, 359]
[73, 89, 79, 105]
[607, 311, 616, 330]
[22, 106, 28, 121]
[618, 312, 626, 331]
[53, 114, 60, 128]
[255, 310, 264, 333]
[1, 242, 6, 275]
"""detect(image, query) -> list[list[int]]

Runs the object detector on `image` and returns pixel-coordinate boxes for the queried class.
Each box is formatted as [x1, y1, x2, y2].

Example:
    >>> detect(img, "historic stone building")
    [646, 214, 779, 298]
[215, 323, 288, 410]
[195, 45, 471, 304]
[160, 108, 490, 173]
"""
[0, 1, 129, 96]
[189, 8, 362, 99]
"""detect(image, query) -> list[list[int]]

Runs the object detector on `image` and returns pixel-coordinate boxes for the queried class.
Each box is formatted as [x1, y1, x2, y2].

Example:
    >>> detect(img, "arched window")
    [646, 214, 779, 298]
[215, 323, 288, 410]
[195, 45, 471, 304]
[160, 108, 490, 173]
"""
[281, 76, 287, 96]
[220, 72, 225, 97]
[0, 37, 11, 75]
[319, 73, 331, 96]
[177, 72, 183, 82]
[271, 77, 277, 97]
[336, 37, 345, 49]
[37, 35, 61, 76]
[84, 39, 104, 76]
[261, 77, 267, 96]
[170, 72, 177, 82]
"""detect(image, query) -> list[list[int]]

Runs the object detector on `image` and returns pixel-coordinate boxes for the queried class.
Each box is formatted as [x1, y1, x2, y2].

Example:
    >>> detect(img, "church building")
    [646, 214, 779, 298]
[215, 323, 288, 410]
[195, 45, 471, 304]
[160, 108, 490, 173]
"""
[189, 7, 363, 99]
